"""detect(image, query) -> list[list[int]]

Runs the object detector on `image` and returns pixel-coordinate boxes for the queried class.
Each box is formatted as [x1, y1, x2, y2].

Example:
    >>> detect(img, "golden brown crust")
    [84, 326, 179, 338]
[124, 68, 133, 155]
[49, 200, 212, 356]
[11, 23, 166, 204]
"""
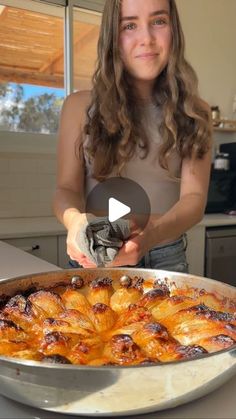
[0, 275, 235, 365]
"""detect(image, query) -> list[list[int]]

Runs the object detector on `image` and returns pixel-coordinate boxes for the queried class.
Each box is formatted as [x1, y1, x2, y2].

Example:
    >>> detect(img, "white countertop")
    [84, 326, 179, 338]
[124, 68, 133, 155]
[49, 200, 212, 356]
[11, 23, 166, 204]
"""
[0, 241, 59, 279]
[0, 241, 235, 418]
[200, 213, 236, 227]
[0, 214, 235, 240]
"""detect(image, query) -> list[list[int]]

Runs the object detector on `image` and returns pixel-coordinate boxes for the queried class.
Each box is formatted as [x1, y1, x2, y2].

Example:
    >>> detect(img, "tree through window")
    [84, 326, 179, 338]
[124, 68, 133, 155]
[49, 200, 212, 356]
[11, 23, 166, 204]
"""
[0, 3, 65, 134]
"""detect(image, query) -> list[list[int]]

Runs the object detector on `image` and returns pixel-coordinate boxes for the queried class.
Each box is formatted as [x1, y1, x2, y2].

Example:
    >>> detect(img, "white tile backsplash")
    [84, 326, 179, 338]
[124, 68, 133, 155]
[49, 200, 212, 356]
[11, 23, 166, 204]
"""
[0, 153, 56, 218]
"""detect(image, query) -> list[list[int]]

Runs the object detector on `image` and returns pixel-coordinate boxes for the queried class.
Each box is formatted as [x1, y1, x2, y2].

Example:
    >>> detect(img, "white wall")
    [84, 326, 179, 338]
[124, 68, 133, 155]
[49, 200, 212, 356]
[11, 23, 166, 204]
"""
[176, 0, 236, 119]
[0, 152, 56, 218]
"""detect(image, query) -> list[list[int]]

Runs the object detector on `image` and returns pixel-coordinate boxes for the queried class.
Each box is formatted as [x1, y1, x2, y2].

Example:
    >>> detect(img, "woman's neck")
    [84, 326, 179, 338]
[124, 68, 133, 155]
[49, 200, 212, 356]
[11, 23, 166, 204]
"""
[133, 79, 155, 102]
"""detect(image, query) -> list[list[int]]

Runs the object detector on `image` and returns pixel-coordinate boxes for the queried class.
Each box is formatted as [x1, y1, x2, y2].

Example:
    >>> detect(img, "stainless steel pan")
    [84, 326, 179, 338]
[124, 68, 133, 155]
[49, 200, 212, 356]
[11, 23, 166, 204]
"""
[0, 268, 235, 417]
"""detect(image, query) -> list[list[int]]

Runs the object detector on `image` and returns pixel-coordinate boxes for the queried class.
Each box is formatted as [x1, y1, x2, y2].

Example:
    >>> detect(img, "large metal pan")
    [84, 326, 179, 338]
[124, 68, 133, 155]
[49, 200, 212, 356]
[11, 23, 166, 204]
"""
[0, 268, 235, 417]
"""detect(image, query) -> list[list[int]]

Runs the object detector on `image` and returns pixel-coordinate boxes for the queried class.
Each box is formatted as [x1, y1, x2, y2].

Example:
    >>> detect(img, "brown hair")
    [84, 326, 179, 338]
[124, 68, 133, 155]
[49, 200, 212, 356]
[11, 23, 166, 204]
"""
[82, 0, 212, 180]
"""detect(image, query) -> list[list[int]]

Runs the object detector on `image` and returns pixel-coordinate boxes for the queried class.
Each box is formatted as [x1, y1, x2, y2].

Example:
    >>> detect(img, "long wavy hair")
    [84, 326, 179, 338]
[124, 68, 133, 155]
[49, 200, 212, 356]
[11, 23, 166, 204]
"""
[82, 0, 212, 180]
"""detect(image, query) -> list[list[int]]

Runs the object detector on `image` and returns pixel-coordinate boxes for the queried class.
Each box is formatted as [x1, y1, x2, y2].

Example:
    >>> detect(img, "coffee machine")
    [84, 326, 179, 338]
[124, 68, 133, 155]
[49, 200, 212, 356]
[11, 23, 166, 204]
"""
[205, 142, 236, 214]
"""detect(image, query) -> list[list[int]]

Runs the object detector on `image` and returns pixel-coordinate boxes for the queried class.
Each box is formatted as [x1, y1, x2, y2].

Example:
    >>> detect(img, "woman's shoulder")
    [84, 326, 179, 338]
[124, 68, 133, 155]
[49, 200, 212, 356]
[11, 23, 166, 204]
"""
[63, 90, 92, 112]
[60, 90, 92, 130]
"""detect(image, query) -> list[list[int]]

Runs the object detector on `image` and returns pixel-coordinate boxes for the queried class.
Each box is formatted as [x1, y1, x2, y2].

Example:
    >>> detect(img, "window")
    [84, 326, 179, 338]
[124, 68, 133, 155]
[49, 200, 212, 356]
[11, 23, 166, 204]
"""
[0, 1, 65, 134]
[0, 0, 103, 140]
[73, 6, 101, 91]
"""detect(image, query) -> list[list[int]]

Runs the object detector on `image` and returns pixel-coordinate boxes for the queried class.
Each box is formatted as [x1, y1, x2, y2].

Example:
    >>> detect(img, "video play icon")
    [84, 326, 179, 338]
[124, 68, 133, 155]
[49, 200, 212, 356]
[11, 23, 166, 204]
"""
[108, 198, 131, 222]
[85, 177, 151, 232]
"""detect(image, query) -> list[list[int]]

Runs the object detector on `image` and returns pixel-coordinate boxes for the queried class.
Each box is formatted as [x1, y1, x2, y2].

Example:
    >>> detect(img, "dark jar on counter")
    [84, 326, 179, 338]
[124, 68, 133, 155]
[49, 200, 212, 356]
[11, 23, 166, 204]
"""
[211, 106, 221, 126]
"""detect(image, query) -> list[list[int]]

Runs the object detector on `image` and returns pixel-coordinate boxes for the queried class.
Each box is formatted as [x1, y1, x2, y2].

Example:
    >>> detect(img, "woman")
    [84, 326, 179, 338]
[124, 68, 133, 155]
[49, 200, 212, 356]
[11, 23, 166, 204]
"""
[53, 0, 212, 271]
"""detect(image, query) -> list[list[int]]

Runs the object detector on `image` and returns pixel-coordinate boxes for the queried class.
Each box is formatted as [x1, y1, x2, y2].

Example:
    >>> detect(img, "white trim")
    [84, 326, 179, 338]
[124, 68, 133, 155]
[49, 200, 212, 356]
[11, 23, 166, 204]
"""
[65, 0, 74, 94]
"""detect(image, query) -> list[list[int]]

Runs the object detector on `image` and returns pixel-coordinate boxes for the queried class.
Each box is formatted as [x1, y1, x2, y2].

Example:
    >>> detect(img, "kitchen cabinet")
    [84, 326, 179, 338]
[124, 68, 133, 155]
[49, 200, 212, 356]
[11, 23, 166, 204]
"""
[205, 226, 236, 285]
[0, 217, 67, 269]
[2, 230, 207, 274]
[3, 236, 58, 266]
[186, 224, 205, 276]
[0, 215, 236, 275]
[3, 234, 69, 269]
[186, 214, 236, 277]
[2, 234, 69, 268]
[58, 234, 68, 268]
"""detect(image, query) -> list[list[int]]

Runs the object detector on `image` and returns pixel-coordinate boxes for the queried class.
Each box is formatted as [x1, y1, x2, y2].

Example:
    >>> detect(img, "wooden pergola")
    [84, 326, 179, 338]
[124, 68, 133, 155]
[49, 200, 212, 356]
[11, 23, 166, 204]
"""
[0, 5, 100, 90]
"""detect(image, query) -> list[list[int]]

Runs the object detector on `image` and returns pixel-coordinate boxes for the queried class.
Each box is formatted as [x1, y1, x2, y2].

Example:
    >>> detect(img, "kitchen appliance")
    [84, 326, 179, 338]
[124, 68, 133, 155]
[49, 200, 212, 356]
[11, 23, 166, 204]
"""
[220, 143, 236, 171]
[205, 166, 236, 213]
[205, 226, 236, 285]
[0, 268, 235, 417]
[214, 152, 230, 171]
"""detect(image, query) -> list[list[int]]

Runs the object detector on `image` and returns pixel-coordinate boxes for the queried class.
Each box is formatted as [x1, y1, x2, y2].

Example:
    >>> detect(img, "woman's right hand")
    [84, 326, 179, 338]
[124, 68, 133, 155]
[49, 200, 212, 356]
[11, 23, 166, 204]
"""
[66, 213, 97, 268]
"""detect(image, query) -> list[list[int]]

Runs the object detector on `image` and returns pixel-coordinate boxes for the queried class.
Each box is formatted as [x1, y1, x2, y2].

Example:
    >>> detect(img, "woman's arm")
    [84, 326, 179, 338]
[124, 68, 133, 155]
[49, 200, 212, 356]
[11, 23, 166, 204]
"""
[148, 146, 213, 246]
[108, 144, 213, 267]
[53, 91, 96, 267]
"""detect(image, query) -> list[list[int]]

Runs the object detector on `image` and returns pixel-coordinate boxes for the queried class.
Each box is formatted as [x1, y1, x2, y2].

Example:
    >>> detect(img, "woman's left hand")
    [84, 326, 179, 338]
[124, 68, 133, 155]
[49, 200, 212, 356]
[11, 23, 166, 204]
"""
[106, 229, 149, 267]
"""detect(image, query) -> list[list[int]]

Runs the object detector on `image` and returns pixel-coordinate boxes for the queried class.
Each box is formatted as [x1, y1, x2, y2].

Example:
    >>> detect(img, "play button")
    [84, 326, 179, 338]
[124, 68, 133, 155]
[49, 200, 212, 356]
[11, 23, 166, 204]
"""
[85, 177, 151, 232]
[108, 198, 131, 222]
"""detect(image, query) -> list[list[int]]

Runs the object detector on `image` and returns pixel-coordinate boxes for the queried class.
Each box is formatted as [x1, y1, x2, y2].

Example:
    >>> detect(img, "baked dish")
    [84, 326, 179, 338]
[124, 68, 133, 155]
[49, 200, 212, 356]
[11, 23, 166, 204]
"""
[0, 275, 235, 366]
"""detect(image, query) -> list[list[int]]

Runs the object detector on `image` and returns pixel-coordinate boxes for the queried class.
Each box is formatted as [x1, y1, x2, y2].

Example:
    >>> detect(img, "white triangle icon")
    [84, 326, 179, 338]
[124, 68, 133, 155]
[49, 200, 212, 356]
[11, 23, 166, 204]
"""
[108, 197, 131, 222]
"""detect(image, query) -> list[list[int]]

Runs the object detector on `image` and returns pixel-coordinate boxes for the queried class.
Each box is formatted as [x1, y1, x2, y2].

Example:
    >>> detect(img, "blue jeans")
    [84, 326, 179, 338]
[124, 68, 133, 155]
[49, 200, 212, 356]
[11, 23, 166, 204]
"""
[127, 235, 189, 273]
[69, 235, 188, 274]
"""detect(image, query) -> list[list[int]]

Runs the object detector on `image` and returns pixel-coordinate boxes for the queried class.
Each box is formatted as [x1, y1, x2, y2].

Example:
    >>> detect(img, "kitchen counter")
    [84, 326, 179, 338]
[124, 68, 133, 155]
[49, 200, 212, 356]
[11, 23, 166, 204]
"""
[0, 241, 235, 418]
[0, 214, 236, 239]
[0, 241, 59, 279]
[200, 213, 236, 226]
[0, 214, 236, 277]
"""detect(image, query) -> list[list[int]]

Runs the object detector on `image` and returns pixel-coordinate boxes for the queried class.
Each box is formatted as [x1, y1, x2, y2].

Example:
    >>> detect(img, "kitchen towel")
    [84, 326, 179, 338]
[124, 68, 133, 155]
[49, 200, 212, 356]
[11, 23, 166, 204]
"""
[76, 217, 130, 267]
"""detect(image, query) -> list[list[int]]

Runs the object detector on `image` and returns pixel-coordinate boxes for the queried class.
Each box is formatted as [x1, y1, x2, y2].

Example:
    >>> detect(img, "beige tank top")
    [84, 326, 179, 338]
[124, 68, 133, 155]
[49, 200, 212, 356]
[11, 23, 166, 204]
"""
[83, 103, 181, 215]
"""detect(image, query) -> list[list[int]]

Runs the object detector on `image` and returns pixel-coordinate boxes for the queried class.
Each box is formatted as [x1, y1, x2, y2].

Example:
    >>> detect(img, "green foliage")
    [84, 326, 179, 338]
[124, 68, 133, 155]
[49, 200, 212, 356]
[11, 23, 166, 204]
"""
[0, 82, 63, 133]
[0, 83, 11, 97]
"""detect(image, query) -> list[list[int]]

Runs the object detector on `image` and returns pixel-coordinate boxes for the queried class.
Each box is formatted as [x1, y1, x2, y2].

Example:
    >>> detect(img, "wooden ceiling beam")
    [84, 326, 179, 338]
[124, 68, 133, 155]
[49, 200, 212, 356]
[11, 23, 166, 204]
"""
[0, 66, 64, 88]
[0, 66, 91, 89]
